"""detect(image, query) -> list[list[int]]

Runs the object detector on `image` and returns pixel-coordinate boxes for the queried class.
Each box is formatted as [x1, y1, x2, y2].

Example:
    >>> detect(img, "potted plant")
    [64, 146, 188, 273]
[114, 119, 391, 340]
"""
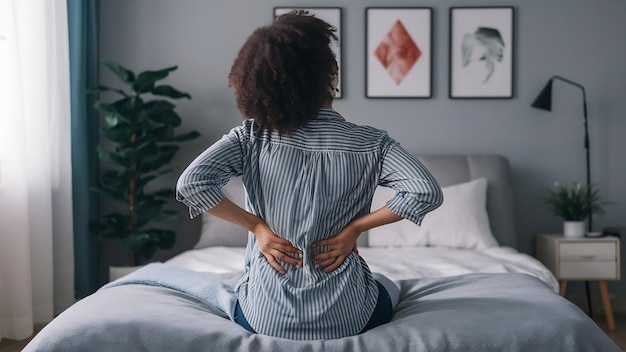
[543, 182, 608, 237]
[90, 60, 200, 279]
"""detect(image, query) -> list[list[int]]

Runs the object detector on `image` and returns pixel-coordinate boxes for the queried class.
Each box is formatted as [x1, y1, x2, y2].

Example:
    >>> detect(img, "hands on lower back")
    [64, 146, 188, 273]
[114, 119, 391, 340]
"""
[310, 222, 360, 272]
[310, 206, 403, 272]
[206, 197, 302, 274]
[253, 222, 302, 274]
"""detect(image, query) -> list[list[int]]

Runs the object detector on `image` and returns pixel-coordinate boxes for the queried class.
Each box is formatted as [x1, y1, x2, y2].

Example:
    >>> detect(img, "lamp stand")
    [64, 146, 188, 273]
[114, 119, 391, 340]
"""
[531, 75, 593, 318]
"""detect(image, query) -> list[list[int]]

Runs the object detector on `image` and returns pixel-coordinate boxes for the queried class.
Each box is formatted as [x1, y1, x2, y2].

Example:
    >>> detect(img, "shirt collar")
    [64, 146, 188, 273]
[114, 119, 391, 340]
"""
[317, 108, 345, 122]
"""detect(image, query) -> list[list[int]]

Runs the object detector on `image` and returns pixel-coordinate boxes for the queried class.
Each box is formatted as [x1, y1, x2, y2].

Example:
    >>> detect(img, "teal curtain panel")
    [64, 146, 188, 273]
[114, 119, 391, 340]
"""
[67, 0, 100, 298]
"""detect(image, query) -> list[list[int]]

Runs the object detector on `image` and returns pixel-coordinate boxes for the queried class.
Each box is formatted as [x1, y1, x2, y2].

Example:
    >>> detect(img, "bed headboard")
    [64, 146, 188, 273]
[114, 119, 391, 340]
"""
[413, 154, 516, 248]
[195, 154, 517, 249]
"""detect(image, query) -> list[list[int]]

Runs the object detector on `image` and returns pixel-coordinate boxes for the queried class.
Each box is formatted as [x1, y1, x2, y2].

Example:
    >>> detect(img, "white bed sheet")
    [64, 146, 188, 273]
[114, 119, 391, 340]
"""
[166, 246, 559, 293]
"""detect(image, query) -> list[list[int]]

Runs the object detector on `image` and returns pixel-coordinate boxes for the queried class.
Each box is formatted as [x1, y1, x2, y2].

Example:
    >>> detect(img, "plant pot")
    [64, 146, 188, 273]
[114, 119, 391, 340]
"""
[563, 221, 586, 238]
[109, 265, 143, 282]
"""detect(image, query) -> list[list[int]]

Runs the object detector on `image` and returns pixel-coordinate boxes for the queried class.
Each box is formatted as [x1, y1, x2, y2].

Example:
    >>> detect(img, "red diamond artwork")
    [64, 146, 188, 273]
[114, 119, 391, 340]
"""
[374, 20, 421, 85]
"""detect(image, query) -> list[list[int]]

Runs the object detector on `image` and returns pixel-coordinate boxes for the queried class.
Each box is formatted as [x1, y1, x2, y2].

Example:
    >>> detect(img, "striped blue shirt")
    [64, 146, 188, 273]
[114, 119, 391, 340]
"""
[176, 109, 442, 339]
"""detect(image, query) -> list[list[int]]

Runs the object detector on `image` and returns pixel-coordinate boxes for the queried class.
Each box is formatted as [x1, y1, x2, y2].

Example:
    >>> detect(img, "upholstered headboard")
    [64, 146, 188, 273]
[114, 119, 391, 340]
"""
[414, 155, 516, 248]
[195, 154, 517, 249]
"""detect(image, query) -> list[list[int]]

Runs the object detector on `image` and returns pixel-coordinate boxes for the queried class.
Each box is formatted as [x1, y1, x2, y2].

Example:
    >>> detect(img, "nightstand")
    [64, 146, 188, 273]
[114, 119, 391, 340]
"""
[536, 234, 621, 331]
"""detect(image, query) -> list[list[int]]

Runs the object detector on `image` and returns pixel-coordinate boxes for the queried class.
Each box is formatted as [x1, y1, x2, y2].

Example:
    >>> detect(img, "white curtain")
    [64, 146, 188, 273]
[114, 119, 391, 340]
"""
[0, 0, 75, 342]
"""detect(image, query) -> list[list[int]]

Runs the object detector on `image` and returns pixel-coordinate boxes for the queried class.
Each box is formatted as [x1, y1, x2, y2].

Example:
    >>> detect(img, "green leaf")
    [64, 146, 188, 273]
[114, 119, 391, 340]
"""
[151, 210, 181, 223]
[93, 101, 119, 115]
[149, 110, 182, 127]
[138, 116, 176, 139]
[109, 152, 132, 168]
[97, 146, 132, 167]
[136, 228, 176, 250]
[135, 199, 166, 222]
[100, 171, 131, 199]
[132, 66, 177, 94]
[101, 170, 131, 188]
[95, 228, 129, 240]
[121, 233, 152, 251]
[133, 174, 173, 196]
[104, 114, 132, 128]
[104, 213, 129, 233]
[117, 141, 159, 160]
[113, 96, 143, 116]
[89, 221, 120, 237]
[101, 125, 133, 144]
[142, 100, 176, 113]
[152, 85, 191, 99]
[104, 115, 119, 128]
[140, 118, 167, 133]
[103, 60, 135, 84]
[96, 146, 111, 162]
[137, 101, 177, 124]
[152, 126, 175, 140]
[90, 184, 126, 201]
[138, 145, 179, 172]
[121, 228, 176, 264]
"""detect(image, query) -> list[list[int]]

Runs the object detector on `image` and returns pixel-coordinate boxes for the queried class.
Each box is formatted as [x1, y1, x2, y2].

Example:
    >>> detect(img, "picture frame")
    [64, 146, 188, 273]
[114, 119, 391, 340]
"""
[449, 7, 514, 99]
[274, 7, 343, 98]
[365, 7, 433, 99]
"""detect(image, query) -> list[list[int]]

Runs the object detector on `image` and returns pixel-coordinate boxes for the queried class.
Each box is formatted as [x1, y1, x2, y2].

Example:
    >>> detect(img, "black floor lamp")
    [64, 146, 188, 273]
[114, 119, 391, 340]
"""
[531, 75, 594, 317]
[531, 75, 592, 232]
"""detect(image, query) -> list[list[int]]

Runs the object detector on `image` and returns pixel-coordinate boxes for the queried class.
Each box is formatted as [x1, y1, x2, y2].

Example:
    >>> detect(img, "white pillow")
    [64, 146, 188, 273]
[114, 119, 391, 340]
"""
[194, 177, 249, 248]
[367, 178, 498, 249]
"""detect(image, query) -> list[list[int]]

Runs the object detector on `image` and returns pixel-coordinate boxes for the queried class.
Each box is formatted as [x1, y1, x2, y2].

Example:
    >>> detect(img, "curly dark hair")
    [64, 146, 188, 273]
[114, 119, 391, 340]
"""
[228, 10, 338, 134]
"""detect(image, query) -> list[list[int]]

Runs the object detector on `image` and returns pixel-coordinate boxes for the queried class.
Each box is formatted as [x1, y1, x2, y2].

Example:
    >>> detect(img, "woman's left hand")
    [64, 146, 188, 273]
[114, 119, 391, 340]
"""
[311, 222, 360, 272]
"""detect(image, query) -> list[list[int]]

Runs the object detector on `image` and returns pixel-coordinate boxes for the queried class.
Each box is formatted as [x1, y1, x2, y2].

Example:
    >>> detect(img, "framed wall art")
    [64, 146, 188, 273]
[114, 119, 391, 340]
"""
[274, 7, 343, 98]
[365, 7, 432, 99]
[449, 7, 514, 99]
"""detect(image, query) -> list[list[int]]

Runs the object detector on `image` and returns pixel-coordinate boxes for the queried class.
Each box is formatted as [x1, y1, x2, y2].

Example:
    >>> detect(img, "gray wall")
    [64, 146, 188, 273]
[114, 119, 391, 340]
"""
[99, 0, 626, 292]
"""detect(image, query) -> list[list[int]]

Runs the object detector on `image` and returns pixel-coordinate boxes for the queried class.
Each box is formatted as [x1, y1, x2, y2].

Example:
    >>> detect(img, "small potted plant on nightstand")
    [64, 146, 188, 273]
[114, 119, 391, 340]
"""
[543, 182, 608, 237]
[90, 60, 200, 280]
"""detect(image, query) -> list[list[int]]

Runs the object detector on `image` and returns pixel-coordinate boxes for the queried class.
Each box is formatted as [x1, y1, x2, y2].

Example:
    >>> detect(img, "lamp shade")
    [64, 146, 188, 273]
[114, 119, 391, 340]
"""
[531, 79, 553, 111]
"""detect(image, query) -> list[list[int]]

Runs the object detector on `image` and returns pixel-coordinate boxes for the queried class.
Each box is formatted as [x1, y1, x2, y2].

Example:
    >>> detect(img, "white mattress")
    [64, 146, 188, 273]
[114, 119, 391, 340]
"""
[166, 246, 559, 293]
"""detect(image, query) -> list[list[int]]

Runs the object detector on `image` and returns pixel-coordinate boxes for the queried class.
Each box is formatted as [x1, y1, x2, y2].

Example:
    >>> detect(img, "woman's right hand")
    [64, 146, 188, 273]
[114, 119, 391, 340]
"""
[205, 197, 302, 275]
[252, 222, 302, 274]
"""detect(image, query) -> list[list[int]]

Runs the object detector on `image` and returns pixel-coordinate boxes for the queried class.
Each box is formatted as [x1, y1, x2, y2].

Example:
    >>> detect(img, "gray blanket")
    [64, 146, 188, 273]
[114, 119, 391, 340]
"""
[24, 267, 618, 352]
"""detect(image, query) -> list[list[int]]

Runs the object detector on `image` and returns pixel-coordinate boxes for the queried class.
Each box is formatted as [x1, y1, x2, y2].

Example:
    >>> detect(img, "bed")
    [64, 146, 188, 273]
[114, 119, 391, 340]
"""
[24, 154, 619, 352]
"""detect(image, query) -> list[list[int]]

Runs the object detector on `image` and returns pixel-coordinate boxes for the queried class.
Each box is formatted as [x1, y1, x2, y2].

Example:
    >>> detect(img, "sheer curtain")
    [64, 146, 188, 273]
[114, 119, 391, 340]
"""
[0, 0, 75, 341]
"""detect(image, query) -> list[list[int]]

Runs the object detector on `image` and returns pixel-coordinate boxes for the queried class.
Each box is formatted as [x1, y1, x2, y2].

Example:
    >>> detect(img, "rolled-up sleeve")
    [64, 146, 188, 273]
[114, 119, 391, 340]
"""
[379, 137, 443, 225]
[176, 125, 246, 218]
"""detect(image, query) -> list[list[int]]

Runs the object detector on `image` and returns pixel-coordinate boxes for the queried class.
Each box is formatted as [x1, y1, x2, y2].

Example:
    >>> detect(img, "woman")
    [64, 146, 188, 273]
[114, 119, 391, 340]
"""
[176, 11, 443, 340]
